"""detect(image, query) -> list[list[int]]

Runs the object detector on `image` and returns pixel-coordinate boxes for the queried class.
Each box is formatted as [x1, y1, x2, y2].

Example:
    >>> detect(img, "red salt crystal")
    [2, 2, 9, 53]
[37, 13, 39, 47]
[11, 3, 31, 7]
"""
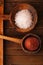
[24, 37, 39, 51]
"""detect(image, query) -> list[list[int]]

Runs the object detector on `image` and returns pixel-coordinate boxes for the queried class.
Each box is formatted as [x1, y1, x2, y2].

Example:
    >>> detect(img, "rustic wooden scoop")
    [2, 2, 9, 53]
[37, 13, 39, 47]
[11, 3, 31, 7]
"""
[0, 3, 38, 33]
[0, 34, 41, 53]
[0, 34, 41, 45]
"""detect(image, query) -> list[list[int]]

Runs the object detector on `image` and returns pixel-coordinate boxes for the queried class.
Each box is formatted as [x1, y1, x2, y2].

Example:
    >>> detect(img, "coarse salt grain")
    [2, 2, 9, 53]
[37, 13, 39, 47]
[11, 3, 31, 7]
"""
[15, 9, 32, 29]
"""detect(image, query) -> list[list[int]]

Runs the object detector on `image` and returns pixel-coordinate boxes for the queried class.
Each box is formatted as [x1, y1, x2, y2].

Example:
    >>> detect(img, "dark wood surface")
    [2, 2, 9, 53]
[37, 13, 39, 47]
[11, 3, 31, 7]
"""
[4, 0, 43, 65]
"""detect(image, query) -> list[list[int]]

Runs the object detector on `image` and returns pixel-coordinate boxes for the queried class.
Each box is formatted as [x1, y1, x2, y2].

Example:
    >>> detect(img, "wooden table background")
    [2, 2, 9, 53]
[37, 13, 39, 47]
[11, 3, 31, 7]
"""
[4, 0, 43, 65]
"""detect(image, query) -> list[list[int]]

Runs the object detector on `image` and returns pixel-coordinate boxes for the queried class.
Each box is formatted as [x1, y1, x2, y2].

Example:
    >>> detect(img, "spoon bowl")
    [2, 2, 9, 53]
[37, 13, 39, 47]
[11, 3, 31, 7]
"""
[11, 3, 38, 32]
[22, 33, 41, 54]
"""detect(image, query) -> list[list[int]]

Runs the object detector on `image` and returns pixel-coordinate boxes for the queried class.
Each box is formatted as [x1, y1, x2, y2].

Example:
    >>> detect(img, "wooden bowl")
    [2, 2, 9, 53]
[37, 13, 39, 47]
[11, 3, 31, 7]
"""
[11, 3, 38, 33]
[21, 33, 41, 54]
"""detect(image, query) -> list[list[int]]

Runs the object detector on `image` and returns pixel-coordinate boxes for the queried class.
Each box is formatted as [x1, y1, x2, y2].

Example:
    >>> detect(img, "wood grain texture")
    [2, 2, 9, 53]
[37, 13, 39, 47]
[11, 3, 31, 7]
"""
[4, 0, 43, 65]
[0, 1, 3, 65]
[5, 0, 43, 3]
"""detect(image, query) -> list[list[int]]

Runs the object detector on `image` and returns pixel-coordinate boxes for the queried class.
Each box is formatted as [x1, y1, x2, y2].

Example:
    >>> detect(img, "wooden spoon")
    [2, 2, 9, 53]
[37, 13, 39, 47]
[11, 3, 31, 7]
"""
[0, 3, 38, 33]
[0, 34, 41, 53]
[0, 34, 41, 45]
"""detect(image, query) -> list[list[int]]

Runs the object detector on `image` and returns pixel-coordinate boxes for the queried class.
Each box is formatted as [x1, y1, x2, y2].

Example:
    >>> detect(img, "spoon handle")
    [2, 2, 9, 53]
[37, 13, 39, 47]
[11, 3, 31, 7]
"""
[0, 14, 10, 20]
[0, 35, 21, 44]
[0, 14, 14, 27]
